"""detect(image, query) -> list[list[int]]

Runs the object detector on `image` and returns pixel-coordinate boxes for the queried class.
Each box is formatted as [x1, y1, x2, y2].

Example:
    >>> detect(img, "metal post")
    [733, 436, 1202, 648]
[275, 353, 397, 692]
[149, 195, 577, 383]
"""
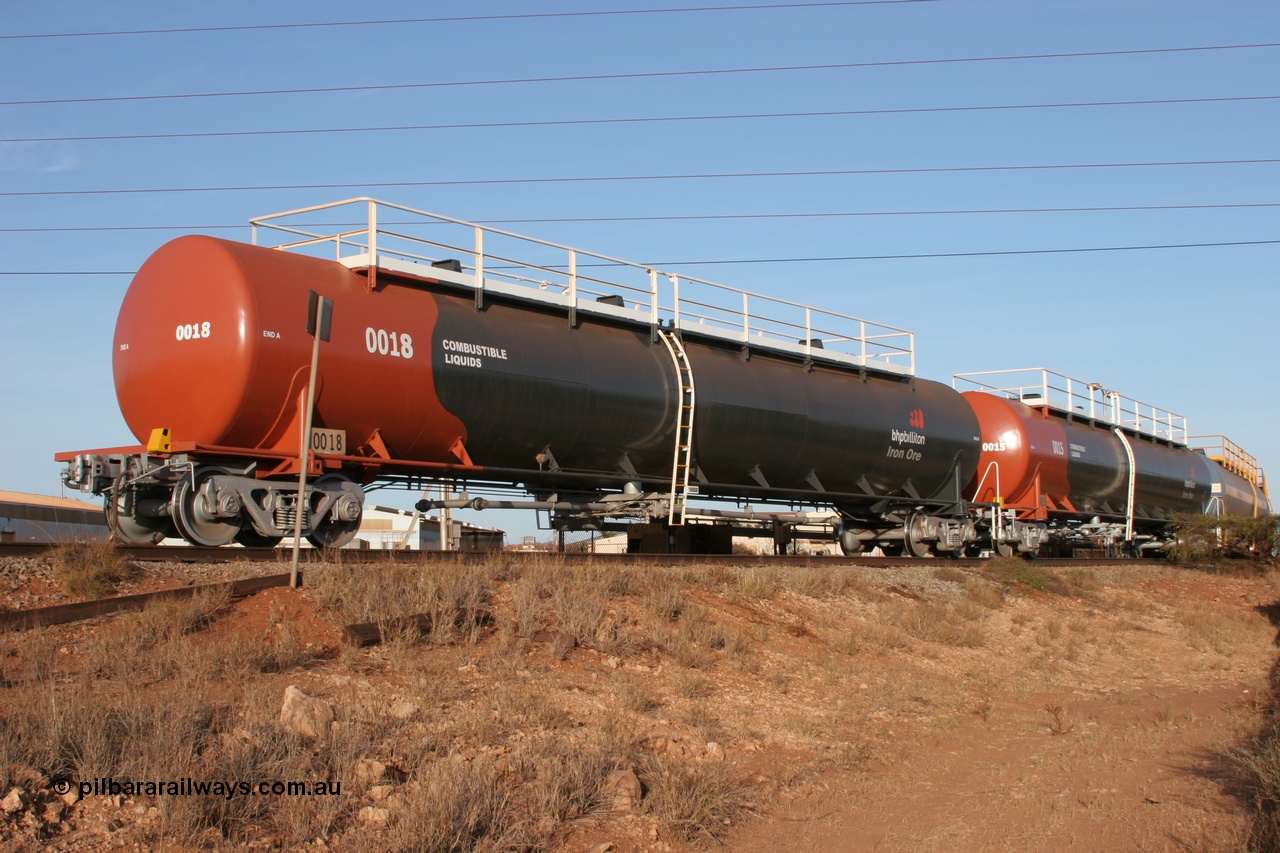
[474, 227, 485, 311]
[290, 301, 325, 589]
[567, 250, 577, 329]
[440, 480, 452, 551]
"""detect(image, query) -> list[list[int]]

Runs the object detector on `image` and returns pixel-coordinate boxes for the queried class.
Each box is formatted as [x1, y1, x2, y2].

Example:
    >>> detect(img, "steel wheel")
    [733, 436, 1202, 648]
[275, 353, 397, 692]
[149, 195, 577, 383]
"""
[104, 476, 173, 545]
[172, 467, 242, 547]
[837, 527, 865, 556]
[304, 474, 362, 549]
[903, 513, 932, 559]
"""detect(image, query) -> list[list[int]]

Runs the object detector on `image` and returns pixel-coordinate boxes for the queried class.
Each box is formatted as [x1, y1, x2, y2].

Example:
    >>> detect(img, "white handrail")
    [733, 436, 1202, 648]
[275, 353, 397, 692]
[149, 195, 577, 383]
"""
[249, 197, 917, 375]
[953, 367, 1188, 444]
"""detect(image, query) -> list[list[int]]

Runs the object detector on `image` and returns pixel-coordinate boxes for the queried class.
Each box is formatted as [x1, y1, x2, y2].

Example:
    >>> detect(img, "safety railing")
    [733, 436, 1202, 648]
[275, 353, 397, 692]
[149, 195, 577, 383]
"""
[249, 197, 915, 375]
[1190, 434, 1267, 487]
[952, 368, 1188, 444]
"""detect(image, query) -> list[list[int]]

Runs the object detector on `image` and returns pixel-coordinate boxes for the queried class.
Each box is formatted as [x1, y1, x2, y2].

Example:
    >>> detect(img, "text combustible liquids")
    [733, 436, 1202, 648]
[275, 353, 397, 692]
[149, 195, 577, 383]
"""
[441, 338, 509, 369]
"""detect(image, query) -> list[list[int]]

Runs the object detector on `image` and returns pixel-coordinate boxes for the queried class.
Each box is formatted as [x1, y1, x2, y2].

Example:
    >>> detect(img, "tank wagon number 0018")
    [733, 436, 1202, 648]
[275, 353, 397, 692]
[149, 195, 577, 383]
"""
[175, 322, 211, 341]
[365, 327, 414, 358]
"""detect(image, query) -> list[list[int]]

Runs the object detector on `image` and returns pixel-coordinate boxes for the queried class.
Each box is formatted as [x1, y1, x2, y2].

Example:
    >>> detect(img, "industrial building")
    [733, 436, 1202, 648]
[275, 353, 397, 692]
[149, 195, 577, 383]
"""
[0, 490, 108, 543]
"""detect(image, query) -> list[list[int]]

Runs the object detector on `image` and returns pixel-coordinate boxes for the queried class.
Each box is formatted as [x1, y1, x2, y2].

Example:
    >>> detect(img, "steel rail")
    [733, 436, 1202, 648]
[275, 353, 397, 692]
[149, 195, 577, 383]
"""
[0, 572, 293, 631]
[0, 541, 1166, 567]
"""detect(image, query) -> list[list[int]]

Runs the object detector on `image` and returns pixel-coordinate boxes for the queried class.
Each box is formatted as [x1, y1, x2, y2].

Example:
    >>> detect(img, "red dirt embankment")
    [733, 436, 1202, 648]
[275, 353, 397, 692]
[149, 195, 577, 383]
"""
[0, 555, 1274, 852]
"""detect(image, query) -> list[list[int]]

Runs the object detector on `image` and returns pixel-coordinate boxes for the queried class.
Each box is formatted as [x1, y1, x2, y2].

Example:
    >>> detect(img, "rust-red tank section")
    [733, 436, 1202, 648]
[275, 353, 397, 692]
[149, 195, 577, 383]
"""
[964, 390, 1218, 522]
[112, 236, 466, 462]
[962, 392, 1069, 517]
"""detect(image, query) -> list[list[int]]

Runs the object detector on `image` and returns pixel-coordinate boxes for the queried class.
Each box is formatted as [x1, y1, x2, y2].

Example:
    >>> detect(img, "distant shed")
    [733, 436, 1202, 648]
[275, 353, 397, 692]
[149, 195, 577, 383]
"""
[0, 490, 107, 543]
[349, 505, 505, 551]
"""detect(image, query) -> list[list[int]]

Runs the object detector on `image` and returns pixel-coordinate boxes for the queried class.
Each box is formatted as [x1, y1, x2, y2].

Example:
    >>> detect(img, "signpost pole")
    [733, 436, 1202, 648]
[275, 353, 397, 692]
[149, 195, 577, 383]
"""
[291, 292, 332, 589]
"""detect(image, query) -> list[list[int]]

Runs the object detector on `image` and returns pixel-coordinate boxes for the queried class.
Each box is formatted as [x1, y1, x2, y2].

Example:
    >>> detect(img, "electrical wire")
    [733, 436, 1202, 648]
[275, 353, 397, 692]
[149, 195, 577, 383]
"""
[3, 158, 1276, 199]
[4, 43, 1275, 107]
[4, 238, 1277, 276]
[640, 239, 1280, 266]
[1, 2, 937, 40]
[2, 202, 1277, 234]
[7, 94, 1276, 144]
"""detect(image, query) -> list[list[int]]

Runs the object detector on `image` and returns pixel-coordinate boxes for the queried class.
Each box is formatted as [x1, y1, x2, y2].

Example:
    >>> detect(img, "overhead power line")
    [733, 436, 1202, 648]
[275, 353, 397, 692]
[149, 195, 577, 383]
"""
[1, 2, 935, 40]
[7, 94, 1276, 144]
[3, 158, 1276, 199]
[2, 202, 1278, 234]
[3, 238, 1277, 276]
[489, 202, 1280, 224]
[643, 239, 1280, 266]
[3, 43, 1276, 107]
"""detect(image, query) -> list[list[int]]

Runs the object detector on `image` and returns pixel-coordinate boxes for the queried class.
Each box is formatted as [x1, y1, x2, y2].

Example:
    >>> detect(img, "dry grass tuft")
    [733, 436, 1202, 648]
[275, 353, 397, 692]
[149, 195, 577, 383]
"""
[50, 539, 140, 598]
[1235, 621, 1280, 851]
[981, 556, 1091, 598]
[780, 566, 866, 599]
[643, 576, 689, 622]
[1177, 603, 1270, 655]
[376, 754, 529, 852]
[932, 566, 969, 585]
[829, 620, 910, 655]
[640, 752, 743, 843]
[311, 557, 491, 645]
[616, 676, 662, 714]
[964, 577, 1006, 609]
[732, 567, 778, 601]
[882, 599, 986, 648]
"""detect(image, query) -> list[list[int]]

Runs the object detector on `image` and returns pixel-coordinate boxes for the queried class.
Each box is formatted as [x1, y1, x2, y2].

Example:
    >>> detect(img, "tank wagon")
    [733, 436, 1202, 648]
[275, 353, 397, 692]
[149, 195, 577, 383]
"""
[1186, 435, 1271, 518]
[56, 198, 1269, 554]
[954, 370, 1270, 555]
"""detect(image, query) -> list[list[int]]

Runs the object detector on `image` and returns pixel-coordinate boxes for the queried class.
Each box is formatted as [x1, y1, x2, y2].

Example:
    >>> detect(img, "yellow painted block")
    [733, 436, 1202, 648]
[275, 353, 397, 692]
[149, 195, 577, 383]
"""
[147, 428, 172, 453]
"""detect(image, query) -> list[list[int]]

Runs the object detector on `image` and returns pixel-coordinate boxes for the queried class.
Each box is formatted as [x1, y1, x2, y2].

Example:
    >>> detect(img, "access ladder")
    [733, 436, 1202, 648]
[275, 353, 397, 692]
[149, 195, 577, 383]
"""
[659, 329, 696, 526]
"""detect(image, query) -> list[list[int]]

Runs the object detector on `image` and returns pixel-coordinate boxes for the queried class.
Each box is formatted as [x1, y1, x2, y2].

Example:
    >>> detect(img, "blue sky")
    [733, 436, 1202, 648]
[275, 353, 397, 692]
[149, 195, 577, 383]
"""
[2, 1, 1276, 541]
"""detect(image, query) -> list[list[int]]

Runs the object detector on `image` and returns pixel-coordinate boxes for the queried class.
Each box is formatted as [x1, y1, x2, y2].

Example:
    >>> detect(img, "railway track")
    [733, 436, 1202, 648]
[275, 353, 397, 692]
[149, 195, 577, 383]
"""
[0, 541, 1164, 569]
[0, 542, 1168, 634]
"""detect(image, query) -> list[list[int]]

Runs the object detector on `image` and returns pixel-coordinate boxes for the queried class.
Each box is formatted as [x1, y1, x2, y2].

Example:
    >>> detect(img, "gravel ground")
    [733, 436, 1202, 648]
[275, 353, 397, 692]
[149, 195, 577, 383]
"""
[0, 554, 289, 611]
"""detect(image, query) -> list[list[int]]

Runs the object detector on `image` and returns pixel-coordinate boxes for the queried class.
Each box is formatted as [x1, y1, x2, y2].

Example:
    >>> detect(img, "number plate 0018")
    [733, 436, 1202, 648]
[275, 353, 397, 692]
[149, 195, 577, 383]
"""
[309, 428, 346, 455]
